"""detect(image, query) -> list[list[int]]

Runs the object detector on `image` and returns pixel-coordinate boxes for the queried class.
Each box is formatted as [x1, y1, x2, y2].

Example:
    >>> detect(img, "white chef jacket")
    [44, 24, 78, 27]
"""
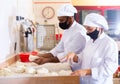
[71, 32, 118, 84]
[50, 21, 89, 60]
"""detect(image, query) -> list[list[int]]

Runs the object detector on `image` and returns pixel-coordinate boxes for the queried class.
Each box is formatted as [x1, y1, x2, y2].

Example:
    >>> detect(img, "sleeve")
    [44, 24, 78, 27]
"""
[58, 32, 87, 61]
[70, 52, 83, 71]
[50, 39, 64, 57]
[91, 41, 118, 80]
[65, 32, 87, 54]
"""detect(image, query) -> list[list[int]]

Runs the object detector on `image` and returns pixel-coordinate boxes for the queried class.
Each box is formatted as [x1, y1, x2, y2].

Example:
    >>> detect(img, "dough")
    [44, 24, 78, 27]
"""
[29, 55, 39, 61]
[58, 70, 72, 76]
[25, 67, 37, 74]
[14, 65, 25, 73]
[37, 67, 49, 74]
[35, 63, 71, 72]
[0, 68, 14, 76]
[50, 72, 58, 76]
[15, 61, 25, 66]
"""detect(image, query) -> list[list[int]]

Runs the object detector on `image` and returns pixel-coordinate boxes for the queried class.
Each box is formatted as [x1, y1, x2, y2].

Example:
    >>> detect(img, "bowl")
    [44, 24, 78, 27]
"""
[19, 52, 30, 62]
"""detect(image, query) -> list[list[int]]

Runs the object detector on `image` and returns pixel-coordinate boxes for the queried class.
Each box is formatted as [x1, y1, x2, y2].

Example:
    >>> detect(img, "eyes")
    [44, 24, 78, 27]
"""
[58, 16, 68, 23]
[58, 19, 66, 23]
[83, 25, 97, 33]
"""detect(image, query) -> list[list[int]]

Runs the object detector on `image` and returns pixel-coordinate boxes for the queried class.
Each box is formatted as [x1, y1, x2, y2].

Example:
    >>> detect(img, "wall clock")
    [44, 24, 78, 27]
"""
[42, 6, 55, 19]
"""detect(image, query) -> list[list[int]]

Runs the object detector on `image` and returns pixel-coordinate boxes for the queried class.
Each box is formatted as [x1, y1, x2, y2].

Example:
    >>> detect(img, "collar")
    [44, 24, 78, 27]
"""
[67, 21, 76, 31]
[71, 21, 76, 28]
[98, 32, 106, 39]
[90, 32, 106, 43]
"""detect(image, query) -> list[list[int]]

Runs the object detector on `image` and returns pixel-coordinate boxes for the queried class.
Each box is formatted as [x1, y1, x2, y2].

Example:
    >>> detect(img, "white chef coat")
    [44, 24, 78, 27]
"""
[50, 21, 89, 61]
[71, 32, 118, 84]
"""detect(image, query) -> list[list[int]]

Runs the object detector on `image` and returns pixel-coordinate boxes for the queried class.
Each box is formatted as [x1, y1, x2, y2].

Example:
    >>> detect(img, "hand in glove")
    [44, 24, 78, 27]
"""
[60, 52, 78, 63]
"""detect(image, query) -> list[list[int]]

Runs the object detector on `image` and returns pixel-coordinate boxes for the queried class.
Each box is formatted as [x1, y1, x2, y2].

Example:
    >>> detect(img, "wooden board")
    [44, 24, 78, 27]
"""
[0, 76, 79, 84]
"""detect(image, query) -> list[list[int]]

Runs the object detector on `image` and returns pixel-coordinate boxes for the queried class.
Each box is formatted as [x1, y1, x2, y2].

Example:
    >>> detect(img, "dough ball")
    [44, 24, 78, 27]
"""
[15, 62, 25, 66]
[14, 65, 25, 73]
[50, 72, 58, 76]
[58, 70, 72, 76]
[25, 67, 37, 74]
[29, 55, 39, 62]
[0, 68, 14, 76]
[37, 68, 49, 74]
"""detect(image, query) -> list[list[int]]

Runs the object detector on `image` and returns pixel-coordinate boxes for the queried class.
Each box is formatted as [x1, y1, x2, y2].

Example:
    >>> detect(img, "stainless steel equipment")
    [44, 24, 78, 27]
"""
[19, 18, 34, 52]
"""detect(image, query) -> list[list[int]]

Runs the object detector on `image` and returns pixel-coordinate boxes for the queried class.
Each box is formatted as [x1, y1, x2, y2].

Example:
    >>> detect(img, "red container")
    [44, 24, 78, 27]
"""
[55, 34, 62, 40]
[31, 51, 38, 55]
[19, 52, 30, 62]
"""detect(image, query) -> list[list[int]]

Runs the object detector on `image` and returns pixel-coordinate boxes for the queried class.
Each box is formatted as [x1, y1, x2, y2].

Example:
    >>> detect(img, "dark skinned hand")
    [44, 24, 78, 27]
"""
[32, 56, 51, 65]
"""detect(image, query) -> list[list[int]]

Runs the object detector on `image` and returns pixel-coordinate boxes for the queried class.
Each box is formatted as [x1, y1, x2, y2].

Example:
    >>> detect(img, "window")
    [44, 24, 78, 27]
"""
[105, 10, 120, 41]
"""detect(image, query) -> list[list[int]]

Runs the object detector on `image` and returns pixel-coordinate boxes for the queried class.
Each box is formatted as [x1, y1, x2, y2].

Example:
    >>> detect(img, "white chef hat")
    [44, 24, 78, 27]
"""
[83, 13, 109, 30]
[57, 4, 77, 17]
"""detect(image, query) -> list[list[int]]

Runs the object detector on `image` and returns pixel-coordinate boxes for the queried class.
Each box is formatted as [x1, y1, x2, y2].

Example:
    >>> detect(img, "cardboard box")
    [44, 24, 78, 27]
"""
[0, 76, 79, 84]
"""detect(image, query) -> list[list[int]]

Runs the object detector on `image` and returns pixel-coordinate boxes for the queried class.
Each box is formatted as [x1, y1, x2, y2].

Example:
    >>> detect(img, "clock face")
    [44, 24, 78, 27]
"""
[42, 6, 55, 19]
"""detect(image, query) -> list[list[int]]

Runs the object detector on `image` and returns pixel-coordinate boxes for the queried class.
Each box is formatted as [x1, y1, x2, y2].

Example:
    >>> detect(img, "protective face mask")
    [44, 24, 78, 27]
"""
[59, 17, 70, 30]
[87, 29, 99, 40]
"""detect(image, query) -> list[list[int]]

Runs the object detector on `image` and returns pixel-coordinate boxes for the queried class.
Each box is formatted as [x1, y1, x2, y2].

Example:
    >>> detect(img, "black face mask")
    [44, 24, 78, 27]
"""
[87, 29, 99, 40]
[59, 17, 70, 30]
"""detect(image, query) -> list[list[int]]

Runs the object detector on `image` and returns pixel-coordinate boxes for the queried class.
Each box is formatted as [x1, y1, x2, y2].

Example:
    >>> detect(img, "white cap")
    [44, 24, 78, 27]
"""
[57, 4, 77, 17]
[83, 13, 109, 30]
